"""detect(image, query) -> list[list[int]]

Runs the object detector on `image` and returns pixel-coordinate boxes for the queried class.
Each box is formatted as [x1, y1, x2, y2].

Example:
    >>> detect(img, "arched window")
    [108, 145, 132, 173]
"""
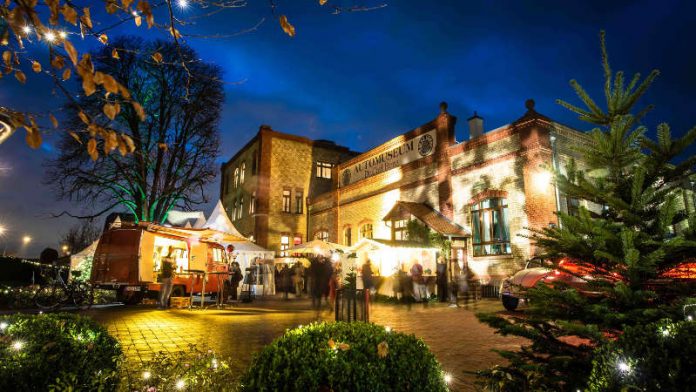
[343, 226, 352, 246]
[315, 230, 329, 241]
[240, 161, 246, 184]
[471, 197, 510, 256]
[233, 167, 239, 188]
[359, 223, 373, 239]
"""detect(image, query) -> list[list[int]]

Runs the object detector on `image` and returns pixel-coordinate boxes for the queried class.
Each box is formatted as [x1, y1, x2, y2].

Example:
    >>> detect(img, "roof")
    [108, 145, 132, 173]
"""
[369, 239, 439, 248]
[382, 201, 470, 237]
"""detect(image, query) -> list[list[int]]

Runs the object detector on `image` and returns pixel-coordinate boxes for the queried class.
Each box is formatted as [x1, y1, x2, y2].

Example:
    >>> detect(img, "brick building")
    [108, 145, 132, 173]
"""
[220, 126, 358, 253]
[222, 100, 593, 280]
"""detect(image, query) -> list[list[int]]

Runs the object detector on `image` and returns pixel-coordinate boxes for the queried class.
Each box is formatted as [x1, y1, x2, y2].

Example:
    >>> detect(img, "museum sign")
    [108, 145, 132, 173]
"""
[340, 129, 437, 187]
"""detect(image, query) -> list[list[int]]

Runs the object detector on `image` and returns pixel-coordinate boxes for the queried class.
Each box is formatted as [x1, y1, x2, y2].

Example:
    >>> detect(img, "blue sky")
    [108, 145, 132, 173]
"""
[0, 0, 694, 256]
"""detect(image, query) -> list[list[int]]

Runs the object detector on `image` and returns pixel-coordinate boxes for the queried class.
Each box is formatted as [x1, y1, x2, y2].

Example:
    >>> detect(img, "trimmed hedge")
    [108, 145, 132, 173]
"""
[239, 321, 448, 391]
[587, 318, 696, 391]
[0, 312, 121, 391]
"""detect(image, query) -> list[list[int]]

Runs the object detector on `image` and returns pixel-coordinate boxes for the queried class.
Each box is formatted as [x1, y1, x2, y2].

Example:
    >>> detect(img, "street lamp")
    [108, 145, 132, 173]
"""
[0, 224, 6, 256]
[22, 235, 32, 245]
[61, 244, 70, 255]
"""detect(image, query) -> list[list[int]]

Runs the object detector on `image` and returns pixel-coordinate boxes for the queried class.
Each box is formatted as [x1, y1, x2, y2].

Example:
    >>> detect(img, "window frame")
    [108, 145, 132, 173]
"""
[392, 219, 408, 241]
[316, 161, 333, 179]
[233, 167, 239, 188]
[240, 161, 246, 184]
[249, 191, 256, 215]
[280, 235, 290, 257]
[359, 223, 373, 239]
[343, 226, 352, 246]
[315, 230, 329, 241]
[471, 197, 511, 257]
[295, 189, 304, 214]
[282, 189, 291, 213]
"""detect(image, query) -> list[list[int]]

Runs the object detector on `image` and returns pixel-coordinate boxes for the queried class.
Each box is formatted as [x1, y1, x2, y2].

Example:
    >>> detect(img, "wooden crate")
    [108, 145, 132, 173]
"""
[170, 297, 190, 309]
[141, 298, 158, 305]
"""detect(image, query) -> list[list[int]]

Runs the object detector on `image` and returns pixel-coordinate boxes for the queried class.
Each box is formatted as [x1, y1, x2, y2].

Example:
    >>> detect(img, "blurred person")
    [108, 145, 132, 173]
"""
[158, 251, 176, 309]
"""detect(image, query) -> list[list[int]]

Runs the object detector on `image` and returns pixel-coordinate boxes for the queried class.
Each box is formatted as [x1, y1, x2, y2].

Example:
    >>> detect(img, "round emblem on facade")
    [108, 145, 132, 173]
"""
[418, 134, 434, 156]
[342, 169, 351, 186]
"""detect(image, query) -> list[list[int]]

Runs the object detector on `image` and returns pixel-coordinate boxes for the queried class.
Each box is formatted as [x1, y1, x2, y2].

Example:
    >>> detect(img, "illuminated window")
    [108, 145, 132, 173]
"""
[282, 190, 291, 213]
[316, 161, 333, 179]
[212, 247, 225, 263]
[295, 190, 303, 214]
[315, 230, 329, 241]
[343, 227, 352, 246]
[249, 192, 256, 214]
[471, 197, 510, 256]
[392, 219, 408, 241]
[280, 235, 290, 256]
[233, 167, 239, 188]
[248, 235, 255, 243]
[240, 162, 246, 184]
[360, 223, 373, 239]
[238, 196, 244, 219]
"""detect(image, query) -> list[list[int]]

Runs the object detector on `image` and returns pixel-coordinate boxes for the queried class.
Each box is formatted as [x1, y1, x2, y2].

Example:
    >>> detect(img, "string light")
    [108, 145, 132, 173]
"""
[175, 379, 185, 389]
[176, 0, 189, 9]
[142, 371, 151, 380]
[58, 31, 67, 39]
[444, 373, 452, 384]
[211, 358, 218, 369]
[44, 31, 56, 42]
[12, 340, 24, 351]
[132, 11, 139, 16]
[384, 326, 392, 333]
[22, 26, 31, 34]
[0, 322, 7, 331]
[617, 360, 631, 374]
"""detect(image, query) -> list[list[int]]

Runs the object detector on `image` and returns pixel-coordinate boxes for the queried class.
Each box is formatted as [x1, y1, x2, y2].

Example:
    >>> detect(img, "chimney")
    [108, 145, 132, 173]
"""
[467, 111, 484, 139]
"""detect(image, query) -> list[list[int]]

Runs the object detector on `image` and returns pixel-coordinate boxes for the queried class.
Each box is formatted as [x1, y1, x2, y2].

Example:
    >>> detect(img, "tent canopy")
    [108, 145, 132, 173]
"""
[288, 239, 348, 257]
[203, 200, 246, 238]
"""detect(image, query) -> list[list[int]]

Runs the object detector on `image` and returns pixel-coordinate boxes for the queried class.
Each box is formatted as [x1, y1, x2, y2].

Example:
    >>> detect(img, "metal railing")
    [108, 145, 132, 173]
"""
[335, 288, 369, 322]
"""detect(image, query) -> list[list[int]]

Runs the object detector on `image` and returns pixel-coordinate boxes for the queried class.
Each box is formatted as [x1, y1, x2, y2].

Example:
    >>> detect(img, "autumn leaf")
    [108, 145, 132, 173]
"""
[98, 34, 108, 45]
[103, 103, 121, 120]
[279, 15, 296, 37]
[328, 339, 336, 350]
[151, 52, 163, 63]
[51, 55, 65, 69]
[104, 131, 118, 153]
[87, 138, 98, 160]
[122, 0, 134, 9]
[112, 48, 120, 60]
[64, 40, 78, 65]
[101, 74, 119, 94]
[2, 51, 11, 67]
[134, 15, 142, 27]
[78, 111, 90, 125]
[61, 4, 78, 25]
[25, 127, 42, 149]
[132, 101, 146, 121]
[82, 76, 96, 96]
[121, 133, 136, 153]
[117, 136, 128, 156]
[377, 341, 388, 358]
[47, 0, 60, 25]
[80, 8, 93, 30]
[69, 131, 82, 144]
[136, 1, 154, 28]
[319, 0, 328, 4]
[106, 1, 119, 14]
[49, 114, 59, 128]
[338, 343, 350, 351]
[15, 70, 26, 84]
[158, 142, 168, 152]
[31, 61, 41, 73]
[169, 27, 182, 40]
[62, 68, 71, 80]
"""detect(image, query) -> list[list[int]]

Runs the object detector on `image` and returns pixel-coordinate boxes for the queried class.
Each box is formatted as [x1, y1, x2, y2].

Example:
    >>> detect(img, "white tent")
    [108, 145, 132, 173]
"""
[69, 239, 100, 281]
[166, 210, 206, 228]
[288, 239, 348, 257]
[203, 200, 246, 238]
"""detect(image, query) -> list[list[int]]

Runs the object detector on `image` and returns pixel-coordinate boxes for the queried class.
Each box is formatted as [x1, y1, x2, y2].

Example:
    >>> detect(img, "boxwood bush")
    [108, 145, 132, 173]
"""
[587, 318, 696, 391]
[239, 321, 448, 391]
[0, 312, 122, 391]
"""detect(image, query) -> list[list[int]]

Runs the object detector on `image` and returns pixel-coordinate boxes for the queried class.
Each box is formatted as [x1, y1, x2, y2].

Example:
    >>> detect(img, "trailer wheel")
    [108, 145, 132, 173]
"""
[171, 285, 186, 297]
[116, 288, 144, 305]
[501, 294, 519, 311]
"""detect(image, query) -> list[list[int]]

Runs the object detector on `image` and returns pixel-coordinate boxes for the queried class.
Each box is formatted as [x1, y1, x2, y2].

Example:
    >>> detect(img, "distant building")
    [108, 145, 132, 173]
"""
[220, 126, 358, 253]
[222, 100, 594, 279]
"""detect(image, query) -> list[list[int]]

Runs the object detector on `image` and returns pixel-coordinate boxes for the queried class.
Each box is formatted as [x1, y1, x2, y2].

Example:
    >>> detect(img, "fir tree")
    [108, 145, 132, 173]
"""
[476, 31, 696, 391]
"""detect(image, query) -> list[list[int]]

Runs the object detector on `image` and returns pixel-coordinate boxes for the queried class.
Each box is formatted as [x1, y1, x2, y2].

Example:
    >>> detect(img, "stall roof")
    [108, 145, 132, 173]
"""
[142, 222, 246, 243]
[350, 238, 438, 252]
[382, 201, 470, 237]
[203, 200, 247, 239]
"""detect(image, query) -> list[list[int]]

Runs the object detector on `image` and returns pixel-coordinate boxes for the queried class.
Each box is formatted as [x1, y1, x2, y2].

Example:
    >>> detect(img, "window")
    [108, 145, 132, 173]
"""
[238, 196, 244, 219]
[233, 167, 239, 188]
[249, 192, 256, 214]
[360, 223, 373, 239]
[315, 230, 329, 241]
[232, 203, 237, 221]
[240, 162, 246, 184]
[248, 235, 255, 243]
[212, 247, 225, 263]
[566, 196, 580, 217]
[293, 236, 302, 246]
[280, 235, 290, 257]
[282, 190, 291, 213]
[471, 197, 511, 256]
[392, 219, 408, 241]
[316, 161, 333, 179]
[295, 190, 303, 214]
[343, 227, 352, 246]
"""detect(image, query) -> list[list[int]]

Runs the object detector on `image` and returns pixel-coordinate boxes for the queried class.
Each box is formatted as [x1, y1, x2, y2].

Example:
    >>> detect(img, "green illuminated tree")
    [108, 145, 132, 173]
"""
[476, 31, 696, 391]
[46, 37, 223, 223]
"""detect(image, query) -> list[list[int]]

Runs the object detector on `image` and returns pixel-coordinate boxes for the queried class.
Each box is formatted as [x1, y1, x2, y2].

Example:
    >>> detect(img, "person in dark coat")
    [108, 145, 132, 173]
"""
[309, 258, 323, 310]
[362, 259, 374, 295]
[436, 257, 448, 303]
[280, 264, 292, 299]
[228, 261, 243, 301]
[322, 259, 334, 306]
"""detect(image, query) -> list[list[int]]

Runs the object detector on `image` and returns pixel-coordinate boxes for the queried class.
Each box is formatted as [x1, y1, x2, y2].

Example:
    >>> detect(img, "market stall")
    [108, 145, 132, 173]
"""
[69, 239, 100, 281]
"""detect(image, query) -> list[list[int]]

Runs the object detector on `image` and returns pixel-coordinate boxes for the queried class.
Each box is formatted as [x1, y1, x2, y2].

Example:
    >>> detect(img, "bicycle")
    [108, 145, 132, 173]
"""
[34, 265, 94, 310]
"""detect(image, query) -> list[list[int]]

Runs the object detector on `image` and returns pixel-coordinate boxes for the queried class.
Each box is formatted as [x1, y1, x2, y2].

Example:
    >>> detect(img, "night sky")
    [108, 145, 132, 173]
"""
[0, 0, 694, 257]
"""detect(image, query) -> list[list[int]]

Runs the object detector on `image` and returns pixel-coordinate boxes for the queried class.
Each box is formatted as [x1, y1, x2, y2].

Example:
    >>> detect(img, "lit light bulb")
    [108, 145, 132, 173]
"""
[58, 31, 67, 39]
[12, 340, 24, 350]
[175, 379, 185, 389]
[176, 0, 189, 9]
[444, 373, 452, 384]
[44, 31, 56, 42]
[617, 361, 631, 373]
[22, 25, 31, 34]
[132, 11, 139, 17]
[688, 315, 694, 321]
[661, 328, 670, 337]
[384, 326, 392, 333]
[0, 322, 8, 330]
[211, 358, 218, 369]
[142, 371, 151, 380]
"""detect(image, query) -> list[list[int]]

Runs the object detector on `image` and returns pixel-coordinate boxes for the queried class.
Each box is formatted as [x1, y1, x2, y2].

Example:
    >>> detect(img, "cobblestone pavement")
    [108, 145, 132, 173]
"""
[84, 298, 524, 391]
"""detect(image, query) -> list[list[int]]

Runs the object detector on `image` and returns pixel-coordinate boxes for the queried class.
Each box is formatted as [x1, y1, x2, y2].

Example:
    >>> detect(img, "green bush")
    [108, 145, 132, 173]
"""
[587, 318, 696, 391]
[0, 312, 122, 391]
[119, 344, 238, 392]
[239, 321, 448, 391]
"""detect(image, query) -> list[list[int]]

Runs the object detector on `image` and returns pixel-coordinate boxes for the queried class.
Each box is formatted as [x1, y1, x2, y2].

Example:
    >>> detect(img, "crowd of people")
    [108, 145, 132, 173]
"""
[275, 257, 342, 310]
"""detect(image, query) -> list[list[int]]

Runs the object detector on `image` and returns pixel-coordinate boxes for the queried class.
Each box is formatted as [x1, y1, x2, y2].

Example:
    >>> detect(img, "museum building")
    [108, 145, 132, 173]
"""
[221, 100, 591, 280]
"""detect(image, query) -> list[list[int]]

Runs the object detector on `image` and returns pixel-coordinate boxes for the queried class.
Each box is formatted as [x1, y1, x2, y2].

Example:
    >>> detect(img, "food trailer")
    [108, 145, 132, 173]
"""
[90, 222, 245, 304]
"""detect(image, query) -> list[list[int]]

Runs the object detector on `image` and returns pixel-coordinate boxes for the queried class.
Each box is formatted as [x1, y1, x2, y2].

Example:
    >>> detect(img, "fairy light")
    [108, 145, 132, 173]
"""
[44, 31, 56, 42]
[211, 358, 218, 369]
[58, 31, 67, 39]
[142, 371, 151, 380]
[0, 322, 8, 331]
[175, 379, 185, 389]
[131, 11, 139, 16]
[22, 25, 31, 34]
[12, 340, 24, 350]
[617, 360, 631, 374]
[688, 315, 694, 321]
[444, 373, 452, 384]
[384, 326, 392, 333]
[176, 0, 189, 9]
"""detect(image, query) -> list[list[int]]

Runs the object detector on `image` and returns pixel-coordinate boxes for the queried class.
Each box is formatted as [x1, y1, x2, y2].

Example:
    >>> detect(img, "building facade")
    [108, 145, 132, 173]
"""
[222, 100, 593, 279]
[220, 126, 358, 253]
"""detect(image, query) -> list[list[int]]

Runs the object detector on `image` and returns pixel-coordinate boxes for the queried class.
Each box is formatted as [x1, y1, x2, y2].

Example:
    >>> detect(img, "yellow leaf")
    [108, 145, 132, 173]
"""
[64, 40, 78, 65]
[14, 70, 26, 84]
[338, 343, 350, 351]
[112, 48, 120, 60]
[31, 61, 41, 73]
[118, 83, 131, 100]
[87, 123, 99, 137]
[49, 113, 59, 128]
[132, 101, 146, 121]
[87, 138, 98, 160]
[158, 142, 168, 151]
[151, 52, 163, 63]
[279, 15, 296, 37]
[117, 136, 128, 156]
[136, 1, 154, 28]
[80, 8, 93, 30]
[93, 71, 104, 85]
[106, 2, 119, 14]
[103, 103, 117, 120]
[121, 133, 136, 153]
[61, 4, 78, 25]
[101, 74, 119, 94]
[82, 76, 96, 96]
[69, 131, 82, 144]
[377, 341, 388, 358]
[169, 27, 182, 40]
[134, 15, 142, 27]
[328, 339, 336, 349]
[98, 34, 108, 45]
[2, 50, 11, 67]
[122, 0, 134, 9]
[62, 68, 71, 80]
[51, 55, 65, 69]
[47, 0, 60, 25]
[78, 111, 90, 125]
[25, 127, 42, 149]
[319, 0, 328, 4]
[104, 131, 118, 153]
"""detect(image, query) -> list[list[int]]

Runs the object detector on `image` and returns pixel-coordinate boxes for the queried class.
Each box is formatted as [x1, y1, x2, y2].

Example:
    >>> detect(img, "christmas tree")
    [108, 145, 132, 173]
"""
[476, 31, 696, 391]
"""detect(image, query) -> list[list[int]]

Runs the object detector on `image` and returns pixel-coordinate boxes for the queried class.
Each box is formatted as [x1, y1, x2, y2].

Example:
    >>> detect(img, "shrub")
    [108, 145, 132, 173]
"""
[0, 312, 121, 391]
[239, 321, 448, 391]
[119, 345, 237, 392]
[587, 318, 696, 391]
